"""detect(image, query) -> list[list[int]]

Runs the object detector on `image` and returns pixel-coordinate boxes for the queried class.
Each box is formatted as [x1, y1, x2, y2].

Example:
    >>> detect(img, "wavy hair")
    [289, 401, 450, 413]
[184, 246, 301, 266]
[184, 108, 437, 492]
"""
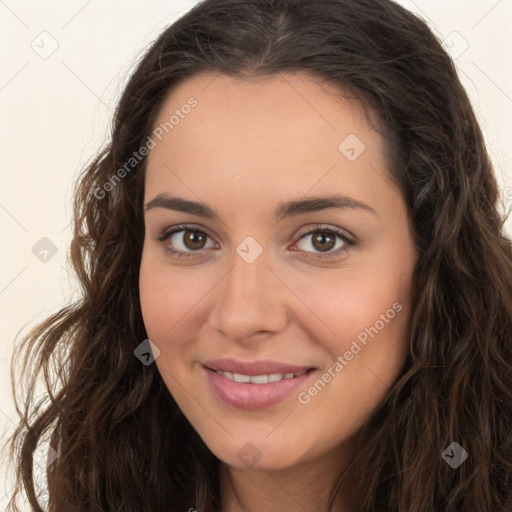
[6, 0, 512, 510]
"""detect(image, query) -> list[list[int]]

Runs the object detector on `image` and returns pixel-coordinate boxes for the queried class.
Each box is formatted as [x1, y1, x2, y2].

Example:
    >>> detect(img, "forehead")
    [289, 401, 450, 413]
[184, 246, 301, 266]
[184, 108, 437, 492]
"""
[144, 71, 400, 222]
[151, 71, 374, 146]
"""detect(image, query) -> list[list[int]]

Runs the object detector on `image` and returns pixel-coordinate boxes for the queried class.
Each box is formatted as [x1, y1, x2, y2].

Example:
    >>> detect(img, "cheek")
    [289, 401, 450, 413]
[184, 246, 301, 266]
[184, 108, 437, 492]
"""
[290, 272, 411, 445]
[139, 250, 212, 342]
[292, 258, 412, 409]
[286, 262, 411, 352]
[139, 252, 203, 402]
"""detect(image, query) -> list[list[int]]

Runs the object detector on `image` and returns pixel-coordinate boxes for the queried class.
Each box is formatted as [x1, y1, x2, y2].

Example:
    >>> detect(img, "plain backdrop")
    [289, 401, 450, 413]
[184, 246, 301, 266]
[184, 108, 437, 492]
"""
[1, 0, 511, 508]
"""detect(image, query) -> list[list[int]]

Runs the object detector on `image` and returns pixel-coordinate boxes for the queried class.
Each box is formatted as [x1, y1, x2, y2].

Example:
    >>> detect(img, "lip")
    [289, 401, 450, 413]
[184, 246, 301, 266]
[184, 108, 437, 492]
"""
[203, 359, 316, 410]
[203, 358, 313, 376]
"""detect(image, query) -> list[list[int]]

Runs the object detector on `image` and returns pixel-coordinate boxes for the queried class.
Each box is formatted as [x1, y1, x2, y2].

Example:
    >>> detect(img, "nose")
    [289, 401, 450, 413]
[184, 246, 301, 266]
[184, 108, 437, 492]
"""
[208, 244, 289, 343]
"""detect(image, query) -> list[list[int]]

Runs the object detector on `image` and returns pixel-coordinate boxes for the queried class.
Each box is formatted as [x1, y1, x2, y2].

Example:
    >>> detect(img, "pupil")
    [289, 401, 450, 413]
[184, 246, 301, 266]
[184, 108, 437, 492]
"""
[182, 230, 336, 252]
[185, 230, 205, 250]
[313, 231, 335, 252]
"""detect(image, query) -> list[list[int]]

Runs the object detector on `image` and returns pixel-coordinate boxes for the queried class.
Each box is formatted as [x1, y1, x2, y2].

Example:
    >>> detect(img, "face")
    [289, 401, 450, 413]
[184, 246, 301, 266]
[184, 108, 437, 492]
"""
[139, 71, 418, 472]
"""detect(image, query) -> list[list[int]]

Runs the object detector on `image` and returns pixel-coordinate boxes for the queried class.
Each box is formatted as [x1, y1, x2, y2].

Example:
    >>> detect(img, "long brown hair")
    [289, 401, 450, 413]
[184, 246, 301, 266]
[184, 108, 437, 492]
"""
[6, 0, 512, 510]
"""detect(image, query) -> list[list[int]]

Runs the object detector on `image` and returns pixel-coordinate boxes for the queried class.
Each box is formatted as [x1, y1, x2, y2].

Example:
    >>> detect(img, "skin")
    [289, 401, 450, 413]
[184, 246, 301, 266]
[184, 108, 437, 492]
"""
[139, 71, 418, 511]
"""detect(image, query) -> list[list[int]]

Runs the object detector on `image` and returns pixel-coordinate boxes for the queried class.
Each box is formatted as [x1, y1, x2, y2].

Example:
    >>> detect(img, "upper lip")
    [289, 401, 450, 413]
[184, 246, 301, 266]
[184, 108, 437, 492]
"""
[203, 358, 314, 376]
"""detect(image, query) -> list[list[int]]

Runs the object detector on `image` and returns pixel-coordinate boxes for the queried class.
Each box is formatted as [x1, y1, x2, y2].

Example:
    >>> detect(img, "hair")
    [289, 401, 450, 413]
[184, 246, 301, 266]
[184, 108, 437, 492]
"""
[5, 0, 512, 510]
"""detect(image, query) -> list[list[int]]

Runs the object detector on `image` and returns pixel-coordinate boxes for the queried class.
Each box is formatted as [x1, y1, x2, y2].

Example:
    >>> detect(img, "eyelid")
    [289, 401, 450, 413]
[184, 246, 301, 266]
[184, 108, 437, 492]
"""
[289, 224, 355, 260]
[156, 223, 355, 259]
[155, 223, 218, 244]
[294, 224, 355, 243]
[156, 224, 218, 256]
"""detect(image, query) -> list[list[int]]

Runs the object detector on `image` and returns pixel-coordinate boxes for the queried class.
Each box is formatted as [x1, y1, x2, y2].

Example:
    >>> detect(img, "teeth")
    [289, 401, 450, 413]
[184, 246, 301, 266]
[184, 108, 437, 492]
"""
[250, 374, 269, 384]
[216, 370, 306, 383]
[233, 372, 251, 383]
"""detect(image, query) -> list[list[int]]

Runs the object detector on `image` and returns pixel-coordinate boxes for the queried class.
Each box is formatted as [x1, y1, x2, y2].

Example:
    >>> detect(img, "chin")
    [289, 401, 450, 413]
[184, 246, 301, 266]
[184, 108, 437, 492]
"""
[202, 432, 309, 471]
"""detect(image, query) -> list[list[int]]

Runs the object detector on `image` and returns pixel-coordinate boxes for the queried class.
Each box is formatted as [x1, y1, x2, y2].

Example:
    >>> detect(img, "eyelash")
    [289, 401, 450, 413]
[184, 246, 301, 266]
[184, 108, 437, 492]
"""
[156, 224, 356, 261]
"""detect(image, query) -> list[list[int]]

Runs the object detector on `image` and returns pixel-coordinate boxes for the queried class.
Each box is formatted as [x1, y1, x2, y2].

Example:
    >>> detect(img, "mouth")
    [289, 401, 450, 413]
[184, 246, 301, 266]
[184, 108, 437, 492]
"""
[202, 359, 317, 410]
[206, 367, 311, 384]
[203, 357, 315, 376]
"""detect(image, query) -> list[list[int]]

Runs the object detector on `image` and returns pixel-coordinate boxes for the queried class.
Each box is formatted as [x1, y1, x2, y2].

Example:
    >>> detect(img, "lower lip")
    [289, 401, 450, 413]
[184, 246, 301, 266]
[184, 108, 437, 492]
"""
[204, 366, 315, 410]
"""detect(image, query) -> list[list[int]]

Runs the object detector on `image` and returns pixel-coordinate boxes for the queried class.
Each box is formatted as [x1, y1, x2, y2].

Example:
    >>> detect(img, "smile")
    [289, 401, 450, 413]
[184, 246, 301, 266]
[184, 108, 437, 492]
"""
[212, 369, 309, 384]
[203, 360, 316, 410]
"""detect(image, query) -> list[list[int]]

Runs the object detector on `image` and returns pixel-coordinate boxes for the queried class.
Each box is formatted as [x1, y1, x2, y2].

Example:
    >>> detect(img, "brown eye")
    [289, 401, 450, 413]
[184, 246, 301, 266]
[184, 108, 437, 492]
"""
[311, 230, 336, 252]
[182, 230, 208, 250]
[293, 225, 355, 260]
[157, 226, 216, 256]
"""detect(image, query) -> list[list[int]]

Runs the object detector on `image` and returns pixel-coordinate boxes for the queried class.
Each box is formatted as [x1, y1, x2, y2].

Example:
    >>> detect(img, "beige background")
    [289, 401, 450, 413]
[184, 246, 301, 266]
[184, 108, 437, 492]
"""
[1, 0, 511, 508]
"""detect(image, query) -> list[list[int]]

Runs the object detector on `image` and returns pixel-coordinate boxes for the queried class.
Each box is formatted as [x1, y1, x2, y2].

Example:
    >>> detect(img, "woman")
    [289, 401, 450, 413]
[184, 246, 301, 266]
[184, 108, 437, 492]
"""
[7, 0, 512, 510]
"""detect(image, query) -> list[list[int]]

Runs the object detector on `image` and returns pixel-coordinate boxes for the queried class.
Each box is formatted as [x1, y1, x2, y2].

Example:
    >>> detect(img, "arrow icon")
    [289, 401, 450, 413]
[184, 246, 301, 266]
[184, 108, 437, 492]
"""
[236, 236, 263, 263]
[441, 442, 468, 468]
[339, 134, 365, 161]
[32, 237, 58, 262]
[442, 31, 468, 60]
[236, 442, 262, 467]
[134, 339, 160, 365]
[30, 31, 59, 60]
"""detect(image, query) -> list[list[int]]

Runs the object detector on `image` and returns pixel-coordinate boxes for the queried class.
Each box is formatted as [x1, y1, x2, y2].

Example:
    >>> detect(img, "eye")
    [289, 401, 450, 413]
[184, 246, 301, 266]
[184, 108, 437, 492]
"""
[156, 223, 355, 261]
[157, 225, 217, 258]
[291, 225, 355, 260]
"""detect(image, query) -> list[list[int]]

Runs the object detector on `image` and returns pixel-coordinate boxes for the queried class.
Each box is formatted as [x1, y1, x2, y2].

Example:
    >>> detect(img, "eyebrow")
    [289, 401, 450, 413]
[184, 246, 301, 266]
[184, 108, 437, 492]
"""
[144, 193, 377, 222]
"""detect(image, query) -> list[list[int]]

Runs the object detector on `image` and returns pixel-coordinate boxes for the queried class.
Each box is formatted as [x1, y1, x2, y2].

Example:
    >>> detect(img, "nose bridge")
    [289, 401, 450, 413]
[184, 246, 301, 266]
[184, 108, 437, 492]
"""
[223, 239, 272, 309]
[210, 237, 287, 340]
